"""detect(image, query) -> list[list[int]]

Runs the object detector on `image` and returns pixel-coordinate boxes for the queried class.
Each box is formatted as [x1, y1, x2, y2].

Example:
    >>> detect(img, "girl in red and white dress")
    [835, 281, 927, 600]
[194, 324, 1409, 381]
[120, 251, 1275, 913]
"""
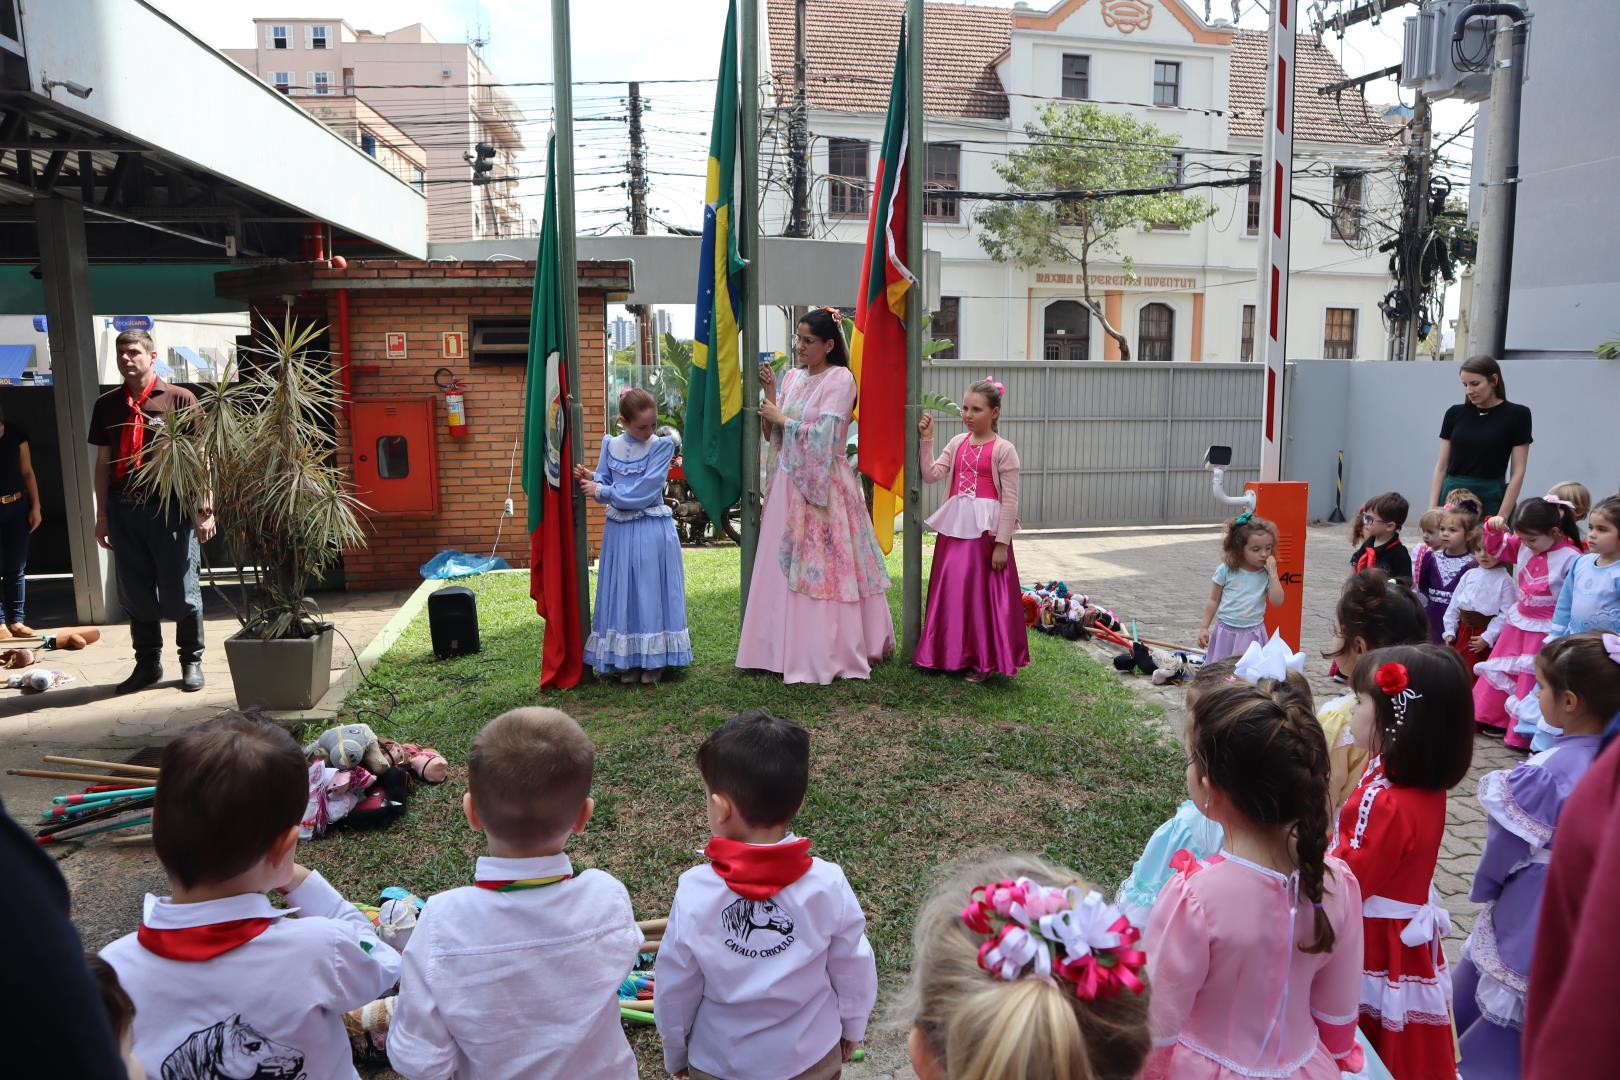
[1334, 644, 1477, 1079]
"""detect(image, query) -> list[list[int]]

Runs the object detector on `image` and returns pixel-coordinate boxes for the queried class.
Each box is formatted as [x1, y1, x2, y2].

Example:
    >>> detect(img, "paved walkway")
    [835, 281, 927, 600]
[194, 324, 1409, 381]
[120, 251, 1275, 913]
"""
[1016, 522, 1516, 964]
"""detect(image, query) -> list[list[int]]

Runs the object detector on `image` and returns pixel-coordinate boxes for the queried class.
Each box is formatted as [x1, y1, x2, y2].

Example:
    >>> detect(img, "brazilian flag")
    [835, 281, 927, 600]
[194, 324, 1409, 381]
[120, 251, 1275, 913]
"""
[685, 0, 747, 527]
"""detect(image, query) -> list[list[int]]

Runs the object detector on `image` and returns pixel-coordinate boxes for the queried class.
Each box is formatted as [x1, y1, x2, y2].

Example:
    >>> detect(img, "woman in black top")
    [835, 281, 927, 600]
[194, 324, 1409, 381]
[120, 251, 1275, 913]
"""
[1428, 354, 1532, 519]
[0, 411, 42, 636]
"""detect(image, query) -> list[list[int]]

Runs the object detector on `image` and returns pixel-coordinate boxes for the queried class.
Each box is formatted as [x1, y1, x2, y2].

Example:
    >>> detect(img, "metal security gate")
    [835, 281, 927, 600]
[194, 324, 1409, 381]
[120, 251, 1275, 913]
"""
[918, 360, 1263, 527]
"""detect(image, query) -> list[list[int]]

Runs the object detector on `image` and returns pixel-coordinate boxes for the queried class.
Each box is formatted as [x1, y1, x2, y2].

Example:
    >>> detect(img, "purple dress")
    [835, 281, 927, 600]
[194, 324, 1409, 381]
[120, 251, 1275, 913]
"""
[1453, 733, 1603, 1078]
[1416, 549, 1476, 644]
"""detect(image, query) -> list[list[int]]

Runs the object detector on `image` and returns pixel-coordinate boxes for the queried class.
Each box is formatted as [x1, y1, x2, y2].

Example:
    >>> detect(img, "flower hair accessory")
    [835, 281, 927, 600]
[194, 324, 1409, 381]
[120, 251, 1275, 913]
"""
[1232, 509, 1254, 526]
[1374, 662, 1421, 733]
[1604, 633, 1620, 666]
[961, 878, 1146, 1000]
[981, 376, 1006, 397]
[1544, 495, 1576, 509]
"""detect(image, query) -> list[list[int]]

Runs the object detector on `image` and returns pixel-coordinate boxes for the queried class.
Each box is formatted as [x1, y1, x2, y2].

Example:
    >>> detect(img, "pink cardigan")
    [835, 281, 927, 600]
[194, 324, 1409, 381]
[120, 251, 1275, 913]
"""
[920, 432, 1021, 545]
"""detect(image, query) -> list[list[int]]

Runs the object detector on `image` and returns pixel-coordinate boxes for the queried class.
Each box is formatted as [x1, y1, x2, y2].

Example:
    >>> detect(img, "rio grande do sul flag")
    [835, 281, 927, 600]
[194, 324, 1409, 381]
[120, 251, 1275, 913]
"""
[685, 0, 747, 528]
[521, 132, 583, 691]
[850, 22, 915, 555]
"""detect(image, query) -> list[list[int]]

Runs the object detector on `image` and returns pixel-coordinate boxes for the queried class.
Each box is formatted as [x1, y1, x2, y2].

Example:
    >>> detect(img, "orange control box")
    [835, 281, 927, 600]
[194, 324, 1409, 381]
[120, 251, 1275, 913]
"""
[1246, 481, 1308, 652]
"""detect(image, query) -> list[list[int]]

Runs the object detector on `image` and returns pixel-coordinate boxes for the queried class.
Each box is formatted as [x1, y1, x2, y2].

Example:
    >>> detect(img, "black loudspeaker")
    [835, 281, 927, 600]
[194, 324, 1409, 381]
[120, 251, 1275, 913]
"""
[428, 587, 480, 657]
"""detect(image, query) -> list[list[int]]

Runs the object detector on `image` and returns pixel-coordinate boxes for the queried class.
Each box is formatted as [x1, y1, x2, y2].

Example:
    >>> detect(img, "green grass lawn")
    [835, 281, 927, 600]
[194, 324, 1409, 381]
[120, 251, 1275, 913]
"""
[301, 546, 1181, 978]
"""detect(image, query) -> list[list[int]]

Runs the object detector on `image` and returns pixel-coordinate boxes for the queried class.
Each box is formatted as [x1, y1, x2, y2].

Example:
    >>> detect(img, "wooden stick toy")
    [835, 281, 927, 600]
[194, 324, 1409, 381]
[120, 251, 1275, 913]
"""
[110, 833, 154, 846]
[6, 769, 151, 787]
[39, 814, 152, 845]
[41, 756, 161, 778]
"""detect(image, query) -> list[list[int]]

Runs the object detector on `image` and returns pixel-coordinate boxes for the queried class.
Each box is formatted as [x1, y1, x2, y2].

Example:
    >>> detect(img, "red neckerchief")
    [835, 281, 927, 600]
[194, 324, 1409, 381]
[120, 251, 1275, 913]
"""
[116, 378, 161, 479]
[137, 917, 275, 961]
[1355, 533, 1398, 573]
[704, 836, 813, 900]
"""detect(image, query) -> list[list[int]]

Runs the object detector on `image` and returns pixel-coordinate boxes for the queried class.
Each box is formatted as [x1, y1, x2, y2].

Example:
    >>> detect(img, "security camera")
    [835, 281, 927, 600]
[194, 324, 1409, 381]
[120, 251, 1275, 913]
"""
[43, 78, 94, 99]
[1203, 445, 1233, 469]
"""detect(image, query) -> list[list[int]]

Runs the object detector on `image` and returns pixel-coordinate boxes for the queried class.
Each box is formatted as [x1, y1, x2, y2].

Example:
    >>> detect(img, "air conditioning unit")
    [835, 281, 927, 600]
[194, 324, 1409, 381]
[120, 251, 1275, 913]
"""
[441, 68, 453, 79]
[1400, 0, 1498, 102]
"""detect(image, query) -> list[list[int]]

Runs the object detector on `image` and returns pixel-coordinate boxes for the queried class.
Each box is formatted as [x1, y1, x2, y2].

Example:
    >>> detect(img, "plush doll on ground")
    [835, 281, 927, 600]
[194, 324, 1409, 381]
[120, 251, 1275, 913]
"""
[576, 387, 691, 685]
[914, 378, 1029, 682]
[1197, 510, 1284, 661]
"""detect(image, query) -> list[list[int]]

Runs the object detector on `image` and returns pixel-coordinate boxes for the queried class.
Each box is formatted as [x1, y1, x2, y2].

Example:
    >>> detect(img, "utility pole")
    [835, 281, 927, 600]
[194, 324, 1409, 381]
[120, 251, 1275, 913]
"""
[1402, 91, 1432, 361]
[626, 81, 658, 375]
[1255, 0, 1298, 483]
[1464, 4, 1529, 360]
[788, 0, 810, 240]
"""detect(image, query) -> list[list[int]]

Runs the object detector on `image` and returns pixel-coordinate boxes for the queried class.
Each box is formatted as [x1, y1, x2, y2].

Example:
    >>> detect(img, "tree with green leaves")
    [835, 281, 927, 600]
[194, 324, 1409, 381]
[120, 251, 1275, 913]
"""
[976, 101, 1213, 360]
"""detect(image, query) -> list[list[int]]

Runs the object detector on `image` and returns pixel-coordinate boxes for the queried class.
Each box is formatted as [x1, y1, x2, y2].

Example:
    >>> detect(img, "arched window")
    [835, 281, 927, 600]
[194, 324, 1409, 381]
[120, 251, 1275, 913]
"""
[1138, 303, 1174, 362]
[1043, 300, 1090, 362]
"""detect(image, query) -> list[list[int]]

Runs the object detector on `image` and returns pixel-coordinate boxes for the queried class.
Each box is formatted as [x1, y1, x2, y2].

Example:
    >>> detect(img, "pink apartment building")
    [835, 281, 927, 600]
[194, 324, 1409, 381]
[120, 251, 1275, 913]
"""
[226, 18, 524, 241]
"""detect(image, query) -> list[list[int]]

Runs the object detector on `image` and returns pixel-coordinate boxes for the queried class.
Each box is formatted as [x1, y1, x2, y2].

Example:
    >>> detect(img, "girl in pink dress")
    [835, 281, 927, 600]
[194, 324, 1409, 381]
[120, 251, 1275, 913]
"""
[1473, 497, 1582, 748]
[1334, 644, 1476, 1079]
[736, 309, 894, 684]
[1146, 679, 1367, 1079]
[914, 378, 1029, 681]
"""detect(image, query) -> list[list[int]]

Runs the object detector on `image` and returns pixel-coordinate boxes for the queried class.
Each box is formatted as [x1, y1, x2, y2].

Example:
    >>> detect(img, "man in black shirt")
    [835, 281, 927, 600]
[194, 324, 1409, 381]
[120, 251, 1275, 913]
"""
[88, 330, 216, 693]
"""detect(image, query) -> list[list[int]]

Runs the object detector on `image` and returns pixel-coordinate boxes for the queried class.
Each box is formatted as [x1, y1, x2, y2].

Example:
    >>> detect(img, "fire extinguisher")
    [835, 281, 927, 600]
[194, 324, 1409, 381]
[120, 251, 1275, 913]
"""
[436, 367, 469, 439]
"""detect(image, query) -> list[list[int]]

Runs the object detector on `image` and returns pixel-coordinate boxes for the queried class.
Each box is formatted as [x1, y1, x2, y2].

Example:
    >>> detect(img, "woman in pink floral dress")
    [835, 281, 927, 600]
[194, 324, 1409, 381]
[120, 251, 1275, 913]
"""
[736, 308, 895, 684]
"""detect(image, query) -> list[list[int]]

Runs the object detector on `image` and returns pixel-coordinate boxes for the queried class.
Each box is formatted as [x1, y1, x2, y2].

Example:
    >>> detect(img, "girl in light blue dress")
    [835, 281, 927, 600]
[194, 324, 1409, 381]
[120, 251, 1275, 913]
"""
[575, 388, 691, 683]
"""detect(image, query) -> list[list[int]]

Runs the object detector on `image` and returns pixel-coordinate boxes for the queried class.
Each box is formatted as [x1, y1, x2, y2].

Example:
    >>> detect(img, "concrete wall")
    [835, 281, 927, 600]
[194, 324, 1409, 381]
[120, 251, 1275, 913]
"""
[1474, 1, 1620, 358]
[1285, 358, 1620, 520]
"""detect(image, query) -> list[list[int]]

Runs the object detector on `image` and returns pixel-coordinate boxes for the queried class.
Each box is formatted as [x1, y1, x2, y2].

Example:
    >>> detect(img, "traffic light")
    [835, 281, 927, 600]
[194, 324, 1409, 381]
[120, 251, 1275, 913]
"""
[464, 141, 496, 185]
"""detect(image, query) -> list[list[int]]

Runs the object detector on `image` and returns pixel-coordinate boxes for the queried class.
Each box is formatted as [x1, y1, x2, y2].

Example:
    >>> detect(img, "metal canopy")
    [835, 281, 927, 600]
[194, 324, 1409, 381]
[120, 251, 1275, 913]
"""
[0, 0, 428, 265]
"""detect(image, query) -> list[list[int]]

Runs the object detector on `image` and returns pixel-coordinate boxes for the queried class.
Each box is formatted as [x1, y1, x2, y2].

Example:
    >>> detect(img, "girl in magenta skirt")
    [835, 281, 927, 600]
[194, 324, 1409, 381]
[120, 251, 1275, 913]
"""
[914, 378, 1029, 682]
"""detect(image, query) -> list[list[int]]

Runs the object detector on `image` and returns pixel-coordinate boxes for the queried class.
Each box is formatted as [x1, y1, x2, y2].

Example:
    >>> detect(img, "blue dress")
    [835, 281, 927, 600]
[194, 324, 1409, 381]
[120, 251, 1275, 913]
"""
[1527, 554, 1620, 749]
[583, 433, 692, 674]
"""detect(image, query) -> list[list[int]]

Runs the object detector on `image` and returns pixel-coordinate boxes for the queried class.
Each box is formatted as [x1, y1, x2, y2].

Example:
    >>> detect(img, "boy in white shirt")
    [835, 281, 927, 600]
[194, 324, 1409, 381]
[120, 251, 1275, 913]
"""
[656, 710, 878, 1080]
[388, 707, 642, 1079]
[101, 711, 401, 1080]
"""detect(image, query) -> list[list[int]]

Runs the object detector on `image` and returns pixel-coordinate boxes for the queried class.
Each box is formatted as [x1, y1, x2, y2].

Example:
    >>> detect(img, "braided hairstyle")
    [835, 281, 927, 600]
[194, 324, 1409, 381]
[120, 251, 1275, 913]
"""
[1187, 680, 1336, 953]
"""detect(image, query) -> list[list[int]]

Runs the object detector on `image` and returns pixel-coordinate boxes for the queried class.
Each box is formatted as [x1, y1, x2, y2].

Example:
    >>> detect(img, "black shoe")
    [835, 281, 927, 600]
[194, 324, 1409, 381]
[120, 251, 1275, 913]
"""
[116, 660, 164, 695]
[180, 662, 205, 692]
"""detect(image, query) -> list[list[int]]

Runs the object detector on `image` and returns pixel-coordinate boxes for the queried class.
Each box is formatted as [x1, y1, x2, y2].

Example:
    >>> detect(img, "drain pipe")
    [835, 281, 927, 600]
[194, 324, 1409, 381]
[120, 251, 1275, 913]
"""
[335, 287, 354, 419]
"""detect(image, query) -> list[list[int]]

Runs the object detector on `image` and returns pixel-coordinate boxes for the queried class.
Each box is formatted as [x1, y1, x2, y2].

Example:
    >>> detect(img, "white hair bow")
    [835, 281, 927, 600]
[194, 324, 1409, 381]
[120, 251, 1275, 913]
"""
[1233, 631, 1306, 685]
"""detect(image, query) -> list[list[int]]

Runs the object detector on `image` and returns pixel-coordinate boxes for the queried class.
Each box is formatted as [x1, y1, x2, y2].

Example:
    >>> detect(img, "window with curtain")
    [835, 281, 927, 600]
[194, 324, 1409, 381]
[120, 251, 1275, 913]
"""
[1332, 169, 1364, 241]
[932, 297, 961, 359]
[1062, 54, 1090, 99]
[1324, 308, 1357, 359]
[1138, 303, 1174, 362]
[924, 143, 961, 222]
[827, 138, 869, 217]
[1241, 304, 1255, 362]
[1246, 159, 1261, 235]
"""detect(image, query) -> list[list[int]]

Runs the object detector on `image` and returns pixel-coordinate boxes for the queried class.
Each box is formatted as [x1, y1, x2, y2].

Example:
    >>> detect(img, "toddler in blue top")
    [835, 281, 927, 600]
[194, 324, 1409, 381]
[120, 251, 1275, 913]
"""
[1197, 511, 1284, 662]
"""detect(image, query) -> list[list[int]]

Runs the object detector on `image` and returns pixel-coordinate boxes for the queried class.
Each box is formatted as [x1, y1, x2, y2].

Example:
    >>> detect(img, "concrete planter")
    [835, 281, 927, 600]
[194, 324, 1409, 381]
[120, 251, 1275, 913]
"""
[224, 626, 336, 711]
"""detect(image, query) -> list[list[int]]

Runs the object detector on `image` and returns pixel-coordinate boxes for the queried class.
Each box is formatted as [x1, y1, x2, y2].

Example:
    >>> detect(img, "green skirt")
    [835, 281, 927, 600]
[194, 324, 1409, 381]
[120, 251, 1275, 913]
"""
[1442, 474, 1507, 518]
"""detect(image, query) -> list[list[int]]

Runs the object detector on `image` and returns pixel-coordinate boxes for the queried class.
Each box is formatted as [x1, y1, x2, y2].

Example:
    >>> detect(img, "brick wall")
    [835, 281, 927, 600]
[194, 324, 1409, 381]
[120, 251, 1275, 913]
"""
[229, 259, 622, 591]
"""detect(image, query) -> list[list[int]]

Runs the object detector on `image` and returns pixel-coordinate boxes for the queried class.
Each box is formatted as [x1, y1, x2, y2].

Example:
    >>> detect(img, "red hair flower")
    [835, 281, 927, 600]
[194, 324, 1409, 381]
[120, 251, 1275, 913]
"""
[1373, 662, 1409, 696]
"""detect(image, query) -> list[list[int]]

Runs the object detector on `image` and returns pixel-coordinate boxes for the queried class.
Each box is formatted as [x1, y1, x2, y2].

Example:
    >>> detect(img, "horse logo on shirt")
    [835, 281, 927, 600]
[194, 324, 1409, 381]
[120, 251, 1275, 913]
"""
[721, 896, 797, 958]
[160, 1015, 305, 1080]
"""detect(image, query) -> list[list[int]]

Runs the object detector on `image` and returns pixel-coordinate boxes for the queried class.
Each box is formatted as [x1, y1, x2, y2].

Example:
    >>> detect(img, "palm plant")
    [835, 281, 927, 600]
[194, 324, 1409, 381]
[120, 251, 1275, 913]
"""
[129, 314, 368, 640]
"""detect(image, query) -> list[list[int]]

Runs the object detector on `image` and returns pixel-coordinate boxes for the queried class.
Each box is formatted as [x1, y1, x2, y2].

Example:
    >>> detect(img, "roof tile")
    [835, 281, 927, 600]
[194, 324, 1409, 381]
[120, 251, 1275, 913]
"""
[765, 1, 1395, 145]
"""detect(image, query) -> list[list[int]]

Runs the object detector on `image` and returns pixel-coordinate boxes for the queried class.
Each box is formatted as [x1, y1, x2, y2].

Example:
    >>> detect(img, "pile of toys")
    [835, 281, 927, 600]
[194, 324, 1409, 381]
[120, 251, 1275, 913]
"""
[1021, 581, 1124, 641]
[300, 723, 449, 839]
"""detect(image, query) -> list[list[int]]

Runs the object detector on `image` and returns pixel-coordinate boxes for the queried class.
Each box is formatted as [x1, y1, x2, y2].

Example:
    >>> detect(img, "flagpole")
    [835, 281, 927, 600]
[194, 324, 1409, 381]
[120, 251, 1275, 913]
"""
[738, 0, 762, 615]
[902, 0, 924, 654]
[551, 0, 591, 648]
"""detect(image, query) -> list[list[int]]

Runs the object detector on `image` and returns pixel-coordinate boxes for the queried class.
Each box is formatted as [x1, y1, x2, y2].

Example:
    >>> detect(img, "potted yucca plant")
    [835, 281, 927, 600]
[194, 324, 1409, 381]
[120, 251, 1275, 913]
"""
[130, 314, 367, 709]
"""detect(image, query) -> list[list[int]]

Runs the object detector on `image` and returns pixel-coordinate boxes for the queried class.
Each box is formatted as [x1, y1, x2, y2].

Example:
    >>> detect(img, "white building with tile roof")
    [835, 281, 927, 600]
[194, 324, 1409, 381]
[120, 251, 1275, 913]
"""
[761, 0, 1403, 363]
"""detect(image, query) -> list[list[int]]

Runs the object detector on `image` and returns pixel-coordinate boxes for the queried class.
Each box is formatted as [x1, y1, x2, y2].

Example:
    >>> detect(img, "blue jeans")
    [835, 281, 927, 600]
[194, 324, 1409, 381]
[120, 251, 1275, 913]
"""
[0, 498, 27, 626]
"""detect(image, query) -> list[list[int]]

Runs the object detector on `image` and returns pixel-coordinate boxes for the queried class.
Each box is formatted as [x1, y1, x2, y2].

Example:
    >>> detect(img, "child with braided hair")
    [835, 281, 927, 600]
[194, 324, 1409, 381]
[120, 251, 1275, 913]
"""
[894, 853, 1151, 1080]
[1335, 645, 1476, 1078]
[1144, 678, 1366, 1079]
